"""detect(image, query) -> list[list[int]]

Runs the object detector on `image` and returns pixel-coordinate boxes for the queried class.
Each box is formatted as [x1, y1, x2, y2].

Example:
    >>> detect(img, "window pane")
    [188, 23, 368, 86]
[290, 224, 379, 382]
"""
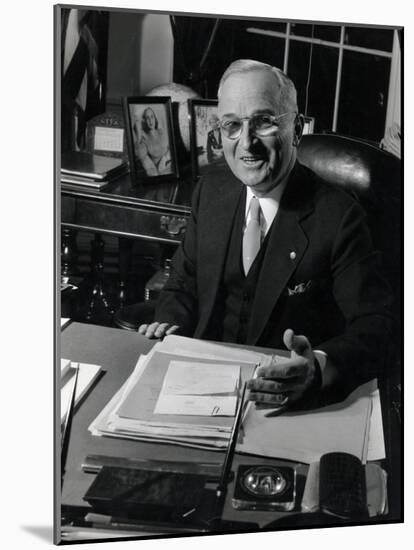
[288, 43, 338, 132]
[290, 23, 313, 37]
[344, 26, 394, 52]
[234, 27, 285, 70]
[314, 24, 341, 42]
[337, 51, 390, 142]
[245, 20, 287, 33]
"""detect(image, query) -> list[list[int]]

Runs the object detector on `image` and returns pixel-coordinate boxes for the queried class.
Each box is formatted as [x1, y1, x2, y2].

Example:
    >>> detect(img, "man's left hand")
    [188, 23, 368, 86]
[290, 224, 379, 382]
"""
[246, 329, 320, 407]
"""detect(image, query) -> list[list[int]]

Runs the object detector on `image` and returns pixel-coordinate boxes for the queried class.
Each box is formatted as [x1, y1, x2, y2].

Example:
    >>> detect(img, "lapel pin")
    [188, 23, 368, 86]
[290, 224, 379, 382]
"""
[290, 251, 296, 260]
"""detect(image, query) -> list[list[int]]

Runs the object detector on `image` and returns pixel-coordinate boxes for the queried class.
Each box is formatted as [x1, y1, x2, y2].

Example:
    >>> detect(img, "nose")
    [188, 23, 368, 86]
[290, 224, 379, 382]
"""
[239, 119, 255, 149]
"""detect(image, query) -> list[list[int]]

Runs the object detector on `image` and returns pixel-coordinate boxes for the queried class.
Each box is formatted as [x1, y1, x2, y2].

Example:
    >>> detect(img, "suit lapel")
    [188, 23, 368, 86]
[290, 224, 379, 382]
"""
[195, 167, 243, 337]
[247, 164, 314, 345]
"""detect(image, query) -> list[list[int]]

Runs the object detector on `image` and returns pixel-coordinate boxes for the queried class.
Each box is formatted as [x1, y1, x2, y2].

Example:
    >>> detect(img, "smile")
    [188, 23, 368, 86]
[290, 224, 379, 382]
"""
[240, 156, 266, 166]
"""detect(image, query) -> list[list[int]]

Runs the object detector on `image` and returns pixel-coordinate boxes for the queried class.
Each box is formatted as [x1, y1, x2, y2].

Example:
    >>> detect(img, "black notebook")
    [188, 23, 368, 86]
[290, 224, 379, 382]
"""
[61, 151, 126, 181]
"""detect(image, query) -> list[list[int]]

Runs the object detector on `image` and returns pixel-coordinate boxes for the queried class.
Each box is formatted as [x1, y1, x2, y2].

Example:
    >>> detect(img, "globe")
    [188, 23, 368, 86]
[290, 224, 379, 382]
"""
[146, 83, 201, 152]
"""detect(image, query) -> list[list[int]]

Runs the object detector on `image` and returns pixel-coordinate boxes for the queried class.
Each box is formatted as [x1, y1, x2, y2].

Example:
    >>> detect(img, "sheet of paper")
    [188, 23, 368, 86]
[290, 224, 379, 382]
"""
[367, 388, 386, 460]
[61, 358, 72, 380]
[239, 379, 376, 464]
[154, 394, 238, 416]
[161, 334, 264, 364]
[161, 361, 240, 395]
[94, 126, 124, 152]
[61, 362, 102, 423]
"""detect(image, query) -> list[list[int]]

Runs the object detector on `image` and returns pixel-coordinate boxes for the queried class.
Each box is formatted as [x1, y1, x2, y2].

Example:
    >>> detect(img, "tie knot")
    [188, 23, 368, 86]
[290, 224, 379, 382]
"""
[249, 196, 261, 222]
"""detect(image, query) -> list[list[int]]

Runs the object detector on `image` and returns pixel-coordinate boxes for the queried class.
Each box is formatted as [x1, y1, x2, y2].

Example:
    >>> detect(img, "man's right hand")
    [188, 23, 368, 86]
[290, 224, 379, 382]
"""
[137, 322, 180, 339]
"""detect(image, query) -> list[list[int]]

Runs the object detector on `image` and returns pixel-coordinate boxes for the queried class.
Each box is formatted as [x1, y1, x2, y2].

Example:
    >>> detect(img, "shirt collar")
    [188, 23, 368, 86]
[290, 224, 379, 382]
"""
[245, 179, 288, 234]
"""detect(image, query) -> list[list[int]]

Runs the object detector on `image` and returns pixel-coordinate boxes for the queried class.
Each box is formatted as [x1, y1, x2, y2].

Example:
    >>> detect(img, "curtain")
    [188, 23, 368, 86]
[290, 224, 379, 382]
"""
[61, 8, 109, 150]
[170, 16, 237, 98]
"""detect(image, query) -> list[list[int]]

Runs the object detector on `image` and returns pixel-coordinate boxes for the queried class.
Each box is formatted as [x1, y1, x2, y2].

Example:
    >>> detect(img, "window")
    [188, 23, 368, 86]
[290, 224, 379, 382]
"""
[244, 22, 400, 143]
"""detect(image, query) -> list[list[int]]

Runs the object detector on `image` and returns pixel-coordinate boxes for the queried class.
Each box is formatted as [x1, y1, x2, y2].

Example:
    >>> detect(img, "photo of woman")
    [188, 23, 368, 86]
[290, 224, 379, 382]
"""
[133, 107, 172, 176]
[123, 97, 178, 183]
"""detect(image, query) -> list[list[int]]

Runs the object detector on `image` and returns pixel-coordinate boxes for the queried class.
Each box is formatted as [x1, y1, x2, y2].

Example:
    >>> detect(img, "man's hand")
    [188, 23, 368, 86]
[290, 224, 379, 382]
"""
[137, 322, 180, 339]
[247, 329, 320, 407]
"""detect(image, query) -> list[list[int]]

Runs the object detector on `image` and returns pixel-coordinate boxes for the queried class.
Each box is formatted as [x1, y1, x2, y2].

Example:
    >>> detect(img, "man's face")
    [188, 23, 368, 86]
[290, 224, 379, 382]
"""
[218, 70, 299, 195]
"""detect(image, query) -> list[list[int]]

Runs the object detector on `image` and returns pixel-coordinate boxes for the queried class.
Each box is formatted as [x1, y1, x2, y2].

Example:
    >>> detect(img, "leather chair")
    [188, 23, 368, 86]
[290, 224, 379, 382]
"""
[297, 133, 401, 305]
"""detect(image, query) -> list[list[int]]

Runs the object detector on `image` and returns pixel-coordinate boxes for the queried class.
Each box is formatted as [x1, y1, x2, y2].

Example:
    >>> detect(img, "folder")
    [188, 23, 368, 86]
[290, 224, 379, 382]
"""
[61, 151, 126, 180]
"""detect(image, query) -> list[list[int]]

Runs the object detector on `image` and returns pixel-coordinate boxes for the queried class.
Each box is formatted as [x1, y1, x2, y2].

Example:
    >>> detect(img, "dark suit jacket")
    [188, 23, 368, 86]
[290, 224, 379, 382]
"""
[155, 162, 394, 395]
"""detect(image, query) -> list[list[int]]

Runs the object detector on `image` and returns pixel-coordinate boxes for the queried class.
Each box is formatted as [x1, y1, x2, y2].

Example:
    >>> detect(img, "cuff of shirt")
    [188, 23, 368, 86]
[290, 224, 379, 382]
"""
[314, 349, 327, 389]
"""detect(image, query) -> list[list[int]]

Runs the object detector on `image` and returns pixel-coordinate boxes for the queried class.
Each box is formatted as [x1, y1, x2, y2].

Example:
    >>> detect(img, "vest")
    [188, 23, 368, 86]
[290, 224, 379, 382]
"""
[204, 192, 272, 344]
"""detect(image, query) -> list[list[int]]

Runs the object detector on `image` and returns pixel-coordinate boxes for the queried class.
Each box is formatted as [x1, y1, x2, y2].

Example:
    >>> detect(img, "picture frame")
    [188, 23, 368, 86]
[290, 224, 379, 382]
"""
[302, 116, 315, 135]
[122, 96, 179, 184]
[189, 98, 225, 180]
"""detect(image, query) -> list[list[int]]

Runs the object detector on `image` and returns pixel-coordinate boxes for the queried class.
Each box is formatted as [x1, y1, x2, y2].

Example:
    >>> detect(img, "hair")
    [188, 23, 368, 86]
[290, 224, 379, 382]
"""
[141, 107, 159, 133]
[217, 59, 298, 113]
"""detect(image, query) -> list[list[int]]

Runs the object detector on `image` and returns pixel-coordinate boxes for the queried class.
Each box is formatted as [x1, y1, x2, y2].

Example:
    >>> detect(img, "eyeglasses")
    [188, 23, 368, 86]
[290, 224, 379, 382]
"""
[219, 112, 296, 140]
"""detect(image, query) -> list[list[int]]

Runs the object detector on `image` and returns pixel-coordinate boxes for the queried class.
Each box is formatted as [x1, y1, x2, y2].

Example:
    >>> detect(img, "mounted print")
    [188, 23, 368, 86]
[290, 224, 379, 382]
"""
[56, 3, 403, 546]
[189, 99, 225, 179]
[123, 96, 179, 183]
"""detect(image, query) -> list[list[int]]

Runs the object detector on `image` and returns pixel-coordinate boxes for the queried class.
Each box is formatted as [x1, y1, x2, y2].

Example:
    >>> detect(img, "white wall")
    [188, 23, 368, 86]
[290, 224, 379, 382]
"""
[139, 14, 174, 94]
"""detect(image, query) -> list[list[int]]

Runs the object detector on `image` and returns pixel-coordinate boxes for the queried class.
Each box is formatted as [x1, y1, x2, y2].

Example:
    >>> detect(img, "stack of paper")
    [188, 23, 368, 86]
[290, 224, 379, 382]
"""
[61, 359, 102, 424]
[88, 336, 384, 460]
[89, 337, 263, 449]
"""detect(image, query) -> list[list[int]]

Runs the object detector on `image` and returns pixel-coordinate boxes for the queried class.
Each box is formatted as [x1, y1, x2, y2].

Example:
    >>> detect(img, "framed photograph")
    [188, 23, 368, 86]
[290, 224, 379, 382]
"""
[189, 99, 225, 179]
[302, 116, 315, 135]
[123, 96, 179, 183]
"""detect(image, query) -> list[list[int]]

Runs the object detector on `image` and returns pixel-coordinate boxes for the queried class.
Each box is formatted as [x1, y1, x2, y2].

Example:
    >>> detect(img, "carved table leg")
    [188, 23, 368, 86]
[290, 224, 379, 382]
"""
[85, 234, 115, 321]
[118, 237, 134, 310]
[61, 227, 79, 278]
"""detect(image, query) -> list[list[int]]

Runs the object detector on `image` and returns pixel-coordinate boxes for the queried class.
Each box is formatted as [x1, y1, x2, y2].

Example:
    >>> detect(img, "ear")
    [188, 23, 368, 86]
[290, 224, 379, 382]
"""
[293, 114, 304, 147]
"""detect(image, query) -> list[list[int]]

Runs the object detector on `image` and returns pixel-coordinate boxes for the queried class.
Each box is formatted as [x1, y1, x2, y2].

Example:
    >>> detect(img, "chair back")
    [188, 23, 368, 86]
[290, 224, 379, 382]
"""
[298, 133, 401, 296]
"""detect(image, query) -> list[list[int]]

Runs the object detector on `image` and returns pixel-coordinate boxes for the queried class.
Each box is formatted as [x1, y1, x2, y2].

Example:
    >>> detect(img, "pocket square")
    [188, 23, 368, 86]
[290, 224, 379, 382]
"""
[287, 280, 312, 296]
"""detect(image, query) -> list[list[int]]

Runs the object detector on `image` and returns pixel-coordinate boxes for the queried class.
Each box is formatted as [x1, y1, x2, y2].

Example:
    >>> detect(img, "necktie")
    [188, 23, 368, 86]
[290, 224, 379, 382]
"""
[243, 196, 262, 275]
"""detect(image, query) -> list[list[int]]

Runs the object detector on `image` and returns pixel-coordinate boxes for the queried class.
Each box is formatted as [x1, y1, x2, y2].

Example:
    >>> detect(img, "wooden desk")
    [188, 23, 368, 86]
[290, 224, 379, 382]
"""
[61, 173, 193, 244]
[59, 323, 393, 542]
[60, 174, 194, 321]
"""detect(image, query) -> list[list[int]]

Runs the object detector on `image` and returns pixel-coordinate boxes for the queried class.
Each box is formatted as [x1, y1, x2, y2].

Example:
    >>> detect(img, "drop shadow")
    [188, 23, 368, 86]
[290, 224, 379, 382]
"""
[21, 525, 53, 543]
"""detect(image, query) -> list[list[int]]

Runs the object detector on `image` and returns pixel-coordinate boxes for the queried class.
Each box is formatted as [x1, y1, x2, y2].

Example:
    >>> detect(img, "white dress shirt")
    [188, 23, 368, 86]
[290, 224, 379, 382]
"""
[244, 180, 287, 238]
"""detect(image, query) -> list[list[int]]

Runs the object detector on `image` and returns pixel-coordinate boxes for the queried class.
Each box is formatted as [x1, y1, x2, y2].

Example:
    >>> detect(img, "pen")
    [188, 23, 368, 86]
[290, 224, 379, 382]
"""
[61, 363, 79, 488]
[214, 381, 247, 525]
[265, 405, 288, 418]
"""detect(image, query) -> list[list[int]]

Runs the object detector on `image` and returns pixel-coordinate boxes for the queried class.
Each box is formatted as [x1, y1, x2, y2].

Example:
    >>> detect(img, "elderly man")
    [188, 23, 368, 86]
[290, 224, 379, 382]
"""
[139, 59, 393, 406]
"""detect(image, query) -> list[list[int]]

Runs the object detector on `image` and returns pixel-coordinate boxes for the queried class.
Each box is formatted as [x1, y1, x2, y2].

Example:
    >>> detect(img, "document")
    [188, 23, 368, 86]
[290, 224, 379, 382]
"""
[238, 379, 378, 464]
[160, 361, 240, 395]
[153, 361, 240, 416]
[61, 360, 102, 424]
[154, 395, 238, 416]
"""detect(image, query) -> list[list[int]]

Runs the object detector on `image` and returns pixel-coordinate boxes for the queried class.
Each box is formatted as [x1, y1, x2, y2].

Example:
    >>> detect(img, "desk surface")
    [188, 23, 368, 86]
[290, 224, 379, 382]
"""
[59, 322, 393, 541]
[60, 323, 311, 535]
